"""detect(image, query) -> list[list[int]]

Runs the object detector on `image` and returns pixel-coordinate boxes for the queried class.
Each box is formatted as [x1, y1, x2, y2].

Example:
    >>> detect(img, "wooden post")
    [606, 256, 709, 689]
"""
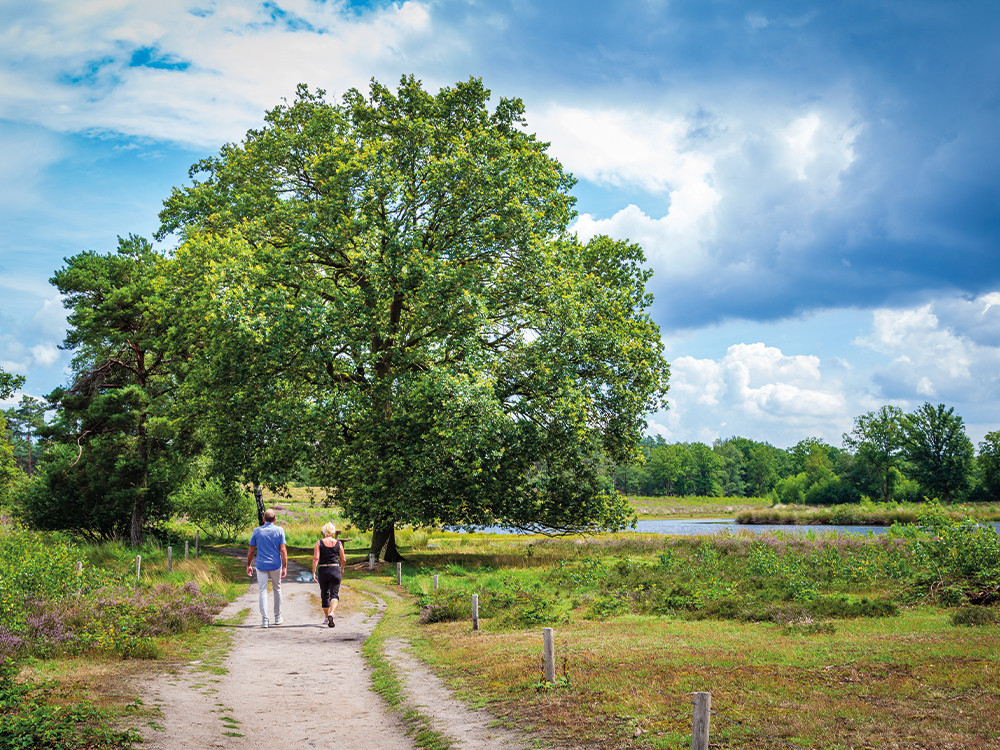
[75, 561, 82, 574]
[135, 555, 141, 580]
[433, 574, 439, 591]
[195, 530, 200, 558]
[471, 594, 480, 631]
[167, 546, 173, 572]
[691, 692, 711, 750]
[368, 553, 375, 571]
[184, 540, 189, 561]
[396, 562, 402, 585]
[543, 627, 555, 683]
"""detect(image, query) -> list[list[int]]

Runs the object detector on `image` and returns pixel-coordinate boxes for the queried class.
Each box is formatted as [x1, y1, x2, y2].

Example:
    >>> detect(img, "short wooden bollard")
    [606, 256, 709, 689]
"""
[691, 692, 711, 750]
[543, 627, 555, 683]
[135, 555, 141, 580]
[195, 530, 200, 558]
[368, 554, 375, 571]
[433, 574, 439, 591]
[184, 540, 189, 561]
[167, 546, 173, 572]
[471, 594, 480, 631]
[396, 562, 402, 585]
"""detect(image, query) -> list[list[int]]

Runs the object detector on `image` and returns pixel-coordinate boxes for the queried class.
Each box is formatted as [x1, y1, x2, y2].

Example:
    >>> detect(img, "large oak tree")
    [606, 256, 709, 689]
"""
[159, 77, 670, 560]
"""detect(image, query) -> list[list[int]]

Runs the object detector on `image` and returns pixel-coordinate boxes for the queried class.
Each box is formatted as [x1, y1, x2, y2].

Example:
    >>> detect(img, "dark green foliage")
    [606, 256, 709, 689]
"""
[19, 440, 180, 541]
[171, 472, 255, 542]
[41, 235, 192, 544]
[2, 396, 47, 476]
[950, 605, 1000, 627]
[808, 596, 898, 618]
[616, 402, 984, 505]
[977, 431, 1000, 501]
[158, 77, 669, 559]
[0, 370, 24, 400]
[901, 403, 975, 503]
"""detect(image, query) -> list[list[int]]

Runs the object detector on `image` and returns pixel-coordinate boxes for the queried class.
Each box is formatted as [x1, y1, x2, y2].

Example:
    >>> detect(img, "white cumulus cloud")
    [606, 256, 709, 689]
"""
[857, 293, 1000, 405]
[659, 341, 849, 447]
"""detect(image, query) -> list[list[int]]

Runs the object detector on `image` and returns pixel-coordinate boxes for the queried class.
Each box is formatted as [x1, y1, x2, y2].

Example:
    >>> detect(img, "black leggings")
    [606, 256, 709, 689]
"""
[317, 566, 342, 607]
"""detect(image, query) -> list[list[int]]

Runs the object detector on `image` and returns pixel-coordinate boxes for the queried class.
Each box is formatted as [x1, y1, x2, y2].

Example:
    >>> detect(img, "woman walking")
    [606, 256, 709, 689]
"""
[312, 522, 347, 627]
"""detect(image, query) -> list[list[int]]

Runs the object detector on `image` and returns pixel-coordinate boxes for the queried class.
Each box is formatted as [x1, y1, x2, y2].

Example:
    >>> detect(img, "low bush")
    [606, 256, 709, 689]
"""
[171, 475, 255, 542]
[951, 605, 1000, 627]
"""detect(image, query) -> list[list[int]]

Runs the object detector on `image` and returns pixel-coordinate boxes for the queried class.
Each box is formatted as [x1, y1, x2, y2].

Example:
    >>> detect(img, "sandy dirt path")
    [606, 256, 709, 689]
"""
[137, 556, 531, 749]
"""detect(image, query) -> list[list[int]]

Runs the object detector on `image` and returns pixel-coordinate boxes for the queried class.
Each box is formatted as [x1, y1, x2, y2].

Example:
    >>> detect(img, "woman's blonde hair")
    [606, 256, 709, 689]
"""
[321, 522, 337, 538]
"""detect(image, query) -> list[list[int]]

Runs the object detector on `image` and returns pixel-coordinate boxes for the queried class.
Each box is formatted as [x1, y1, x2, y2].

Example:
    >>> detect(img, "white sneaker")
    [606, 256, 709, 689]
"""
[274, 616, 283, 625]
[261, 618, 269, 628]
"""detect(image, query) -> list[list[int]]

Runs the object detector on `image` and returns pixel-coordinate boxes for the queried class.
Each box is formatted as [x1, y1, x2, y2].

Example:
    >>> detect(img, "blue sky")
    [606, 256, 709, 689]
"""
[1, 0, 999, 449]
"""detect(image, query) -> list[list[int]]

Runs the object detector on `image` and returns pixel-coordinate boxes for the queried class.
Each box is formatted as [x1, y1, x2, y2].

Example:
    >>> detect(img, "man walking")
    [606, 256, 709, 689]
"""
[247, 509, 288, 628]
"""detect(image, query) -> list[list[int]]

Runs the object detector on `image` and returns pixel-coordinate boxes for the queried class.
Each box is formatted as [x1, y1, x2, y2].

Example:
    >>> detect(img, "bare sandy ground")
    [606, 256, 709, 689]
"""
[136, 556, 531, 749]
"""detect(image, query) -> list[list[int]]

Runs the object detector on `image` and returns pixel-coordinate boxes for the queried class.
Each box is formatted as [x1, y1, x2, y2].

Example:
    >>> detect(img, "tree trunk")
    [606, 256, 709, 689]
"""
[130, 489, 145, 546]
[253, 481, 265, 525]
[131, 430, 148, 547]
[370, 522, 403, 562]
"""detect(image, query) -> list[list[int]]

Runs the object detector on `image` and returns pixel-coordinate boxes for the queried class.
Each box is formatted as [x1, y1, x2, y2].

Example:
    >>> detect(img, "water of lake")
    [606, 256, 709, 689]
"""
[634, 518, 888, 536]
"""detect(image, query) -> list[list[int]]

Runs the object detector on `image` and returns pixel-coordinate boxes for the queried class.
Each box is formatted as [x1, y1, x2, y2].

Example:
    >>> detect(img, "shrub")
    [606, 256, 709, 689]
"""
[808, 596, 898, 619]
[951, 605, 1000, 627]
[172, 476, 255, 542]
[418, 592, 469, 624]
[890, 504, 1000, 603]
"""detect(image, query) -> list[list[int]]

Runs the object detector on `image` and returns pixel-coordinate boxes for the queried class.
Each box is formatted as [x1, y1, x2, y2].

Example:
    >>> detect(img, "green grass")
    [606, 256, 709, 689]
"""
[350, 578, 454, 750]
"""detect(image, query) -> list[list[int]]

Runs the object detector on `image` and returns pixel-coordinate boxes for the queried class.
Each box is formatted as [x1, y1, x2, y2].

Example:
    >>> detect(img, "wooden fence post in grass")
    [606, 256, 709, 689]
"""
[691, 692, 711, 750]
[168, 546, 173, 572]
[136, 555, 141, 580]
[75, 561, 82, 574]
[195, 531, 200, 558]
[543, 627, 555, 683]
[397, 562, 402, 585]
[185, 540, 189, 560]
[472, 594, 480, 631]
[433, 574, 439, 591]
[368, 554, 375, 571]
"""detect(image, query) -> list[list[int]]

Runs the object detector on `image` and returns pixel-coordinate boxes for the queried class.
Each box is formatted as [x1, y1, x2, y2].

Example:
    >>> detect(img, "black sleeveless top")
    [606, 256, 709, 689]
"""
[318, 540, 341, 566]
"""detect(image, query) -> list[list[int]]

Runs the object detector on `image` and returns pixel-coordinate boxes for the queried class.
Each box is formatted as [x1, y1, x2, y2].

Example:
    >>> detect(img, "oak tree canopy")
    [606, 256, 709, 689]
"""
[158, 76, 670, 560]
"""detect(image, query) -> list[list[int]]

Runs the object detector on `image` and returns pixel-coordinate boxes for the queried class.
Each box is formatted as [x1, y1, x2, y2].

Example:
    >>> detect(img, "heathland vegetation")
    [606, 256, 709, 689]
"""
[2, 495, 999, 748]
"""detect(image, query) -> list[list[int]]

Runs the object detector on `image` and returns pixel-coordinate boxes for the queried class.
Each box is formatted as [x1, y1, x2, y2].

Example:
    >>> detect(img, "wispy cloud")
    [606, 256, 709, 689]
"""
[0, 0, 441, 147]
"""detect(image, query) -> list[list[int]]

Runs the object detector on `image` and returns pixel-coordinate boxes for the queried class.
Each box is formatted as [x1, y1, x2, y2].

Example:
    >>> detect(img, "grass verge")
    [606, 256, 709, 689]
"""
[349, 578, 454, 750]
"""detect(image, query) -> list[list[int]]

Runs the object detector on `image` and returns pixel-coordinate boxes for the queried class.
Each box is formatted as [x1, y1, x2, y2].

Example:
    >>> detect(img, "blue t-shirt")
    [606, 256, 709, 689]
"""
[249, 522, 286, 571]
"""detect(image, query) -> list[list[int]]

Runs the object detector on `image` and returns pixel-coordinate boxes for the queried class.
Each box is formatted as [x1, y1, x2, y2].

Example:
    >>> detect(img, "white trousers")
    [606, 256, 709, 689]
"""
[256, 568, 282, 621]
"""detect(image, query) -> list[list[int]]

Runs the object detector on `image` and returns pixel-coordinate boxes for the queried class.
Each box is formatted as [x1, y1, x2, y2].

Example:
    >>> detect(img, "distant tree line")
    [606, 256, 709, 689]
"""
[614, 403, 1000, 504]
